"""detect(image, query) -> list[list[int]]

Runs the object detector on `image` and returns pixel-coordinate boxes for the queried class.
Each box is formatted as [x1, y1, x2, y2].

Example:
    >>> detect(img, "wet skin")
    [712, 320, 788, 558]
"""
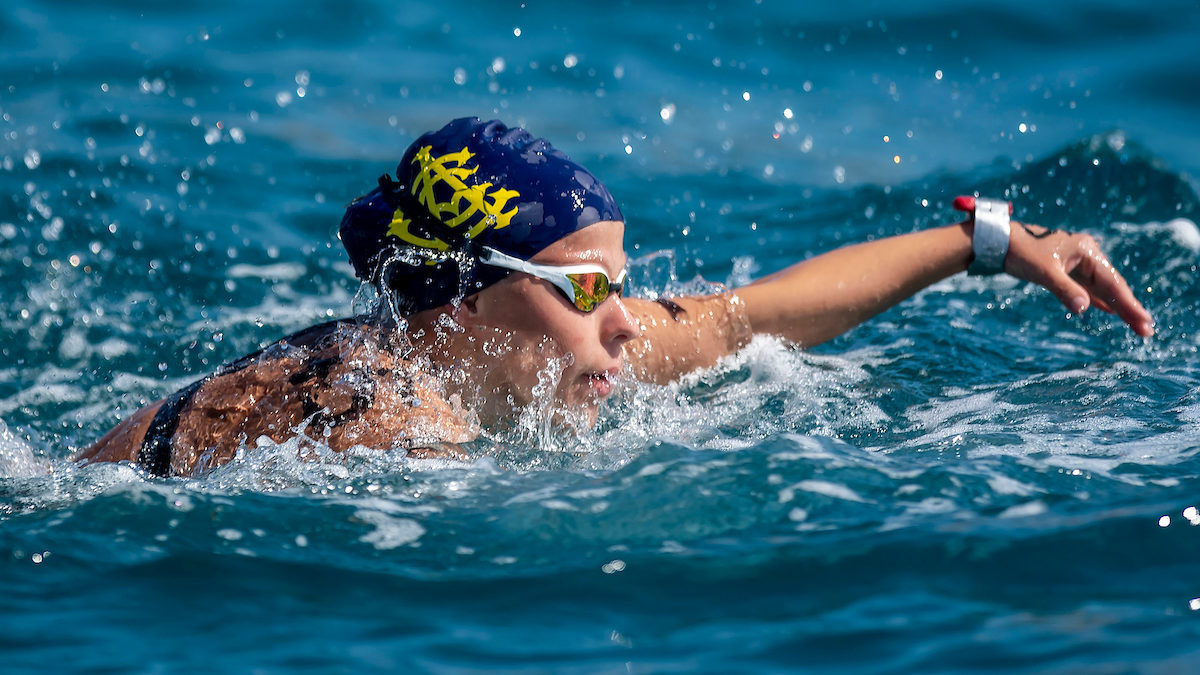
[79, 213, 1154, 474]
[434, 219, 641, 425]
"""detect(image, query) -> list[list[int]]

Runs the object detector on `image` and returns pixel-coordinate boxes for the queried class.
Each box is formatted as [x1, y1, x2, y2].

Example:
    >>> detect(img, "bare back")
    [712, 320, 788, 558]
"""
[77, 320, 476, 476]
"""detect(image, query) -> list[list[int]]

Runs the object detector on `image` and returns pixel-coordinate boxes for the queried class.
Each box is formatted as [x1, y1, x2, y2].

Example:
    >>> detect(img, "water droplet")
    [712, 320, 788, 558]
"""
[1185, 506, 1200, 525]
[601, 559, 626, 574]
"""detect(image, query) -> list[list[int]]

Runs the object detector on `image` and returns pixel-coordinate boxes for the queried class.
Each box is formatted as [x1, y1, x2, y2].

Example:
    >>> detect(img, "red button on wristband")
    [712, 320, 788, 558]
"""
[953, 195, 1013, 215]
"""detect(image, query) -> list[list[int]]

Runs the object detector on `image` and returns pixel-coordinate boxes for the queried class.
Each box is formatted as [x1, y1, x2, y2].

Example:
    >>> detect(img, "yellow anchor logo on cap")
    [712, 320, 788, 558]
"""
[385, 145, 520, 254]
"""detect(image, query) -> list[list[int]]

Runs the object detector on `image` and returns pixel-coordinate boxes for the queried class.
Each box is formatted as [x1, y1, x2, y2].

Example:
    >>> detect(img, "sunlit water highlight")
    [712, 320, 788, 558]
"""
[3, 1, 1200, 671]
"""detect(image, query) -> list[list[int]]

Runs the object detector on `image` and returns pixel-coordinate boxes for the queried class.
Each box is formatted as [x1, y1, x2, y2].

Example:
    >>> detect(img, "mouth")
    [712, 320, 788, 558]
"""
[582, 368, 620, 398]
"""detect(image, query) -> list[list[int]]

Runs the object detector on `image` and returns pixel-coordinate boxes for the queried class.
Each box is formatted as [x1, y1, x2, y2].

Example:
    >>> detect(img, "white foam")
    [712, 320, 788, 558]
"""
[0, 418, 47, 478]
[902, 390, 1019, 432]
[227, 262, 308, 281]
[355, 510, 425, 549]
[603, 335, 893, 457]
[333, 496, 442, 516]
[1114, 218, 1200, 253]
[1166, 218, 1200, 252]
[878, 497, 960, 532]
[986, 475, 1041, 497]
[504, 486, 561, 506]
[1179, 402, 1200, 424]
[998, 500, 1048, 519]
[779, 479, 869, 504]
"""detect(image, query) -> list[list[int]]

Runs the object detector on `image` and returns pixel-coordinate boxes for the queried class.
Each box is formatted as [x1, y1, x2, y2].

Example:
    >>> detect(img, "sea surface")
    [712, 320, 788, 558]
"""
[3, 1, 1200, 672]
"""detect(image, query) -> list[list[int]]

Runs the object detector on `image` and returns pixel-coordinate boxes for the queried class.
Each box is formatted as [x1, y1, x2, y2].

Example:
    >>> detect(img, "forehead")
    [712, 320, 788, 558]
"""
[529, 220, 627, 269]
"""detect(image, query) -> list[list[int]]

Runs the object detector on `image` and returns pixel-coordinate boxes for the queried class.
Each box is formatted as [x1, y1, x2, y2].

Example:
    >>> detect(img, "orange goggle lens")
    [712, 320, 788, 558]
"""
[567, 270, 624, 312]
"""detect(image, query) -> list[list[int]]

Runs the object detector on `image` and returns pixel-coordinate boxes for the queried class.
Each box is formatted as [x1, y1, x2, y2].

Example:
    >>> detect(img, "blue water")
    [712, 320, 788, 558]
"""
[3, 0, 1200, 671]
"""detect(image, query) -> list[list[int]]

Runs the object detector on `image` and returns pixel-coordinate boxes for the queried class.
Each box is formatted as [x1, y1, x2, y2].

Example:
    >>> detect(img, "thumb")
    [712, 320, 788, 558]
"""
[1042, 268, 1090, 315]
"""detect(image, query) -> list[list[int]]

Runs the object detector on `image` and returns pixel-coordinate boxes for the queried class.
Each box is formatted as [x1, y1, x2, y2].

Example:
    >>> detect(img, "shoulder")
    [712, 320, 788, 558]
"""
[172, 323, 476, 470]
[81, 318, 476, 475]
[167, 322, 369, 473]
[321, 344, 479, 452]
[624, 292, 752, 384]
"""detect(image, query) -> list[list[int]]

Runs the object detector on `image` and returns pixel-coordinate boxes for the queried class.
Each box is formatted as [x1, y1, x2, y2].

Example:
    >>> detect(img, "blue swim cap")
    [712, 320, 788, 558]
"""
[339, 117, 623, 314]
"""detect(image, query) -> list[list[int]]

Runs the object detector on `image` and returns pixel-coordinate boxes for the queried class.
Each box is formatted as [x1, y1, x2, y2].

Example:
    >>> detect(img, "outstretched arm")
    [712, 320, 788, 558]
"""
[736, 222, 973, 347]
[737, 219, 1154, 345]
[626, 215, 1154, 383]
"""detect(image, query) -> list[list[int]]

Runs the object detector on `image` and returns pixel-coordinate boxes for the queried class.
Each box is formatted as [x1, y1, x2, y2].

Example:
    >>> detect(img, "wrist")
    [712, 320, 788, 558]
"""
[954, 220, 975, 272]
[953, 196, 1012, 276]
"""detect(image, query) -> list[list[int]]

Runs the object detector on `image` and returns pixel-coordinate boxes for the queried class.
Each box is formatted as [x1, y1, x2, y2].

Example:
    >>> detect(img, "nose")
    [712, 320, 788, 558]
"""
[600, 296, 641, 350]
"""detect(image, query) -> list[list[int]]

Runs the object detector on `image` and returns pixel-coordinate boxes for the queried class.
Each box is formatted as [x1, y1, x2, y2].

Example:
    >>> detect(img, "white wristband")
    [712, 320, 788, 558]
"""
[967, 198, 1012, 276]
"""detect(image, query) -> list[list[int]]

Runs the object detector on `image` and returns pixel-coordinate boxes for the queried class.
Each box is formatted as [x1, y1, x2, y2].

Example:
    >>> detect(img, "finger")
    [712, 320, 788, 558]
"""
[1072, 267, 1116, 313]
[1089, 295, 1115, 314]
[1073, 254, 1155, 337]
[1042, 267, 1091, 315]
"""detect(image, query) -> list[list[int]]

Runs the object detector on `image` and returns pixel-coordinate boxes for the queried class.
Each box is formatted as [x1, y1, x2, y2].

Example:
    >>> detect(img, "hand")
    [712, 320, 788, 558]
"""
[1002, 222, 1155, 337]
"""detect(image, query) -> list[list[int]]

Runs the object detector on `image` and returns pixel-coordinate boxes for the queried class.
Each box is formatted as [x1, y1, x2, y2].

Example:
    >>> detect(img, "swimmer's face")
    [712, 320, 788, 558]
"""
[457, 220, 640, 421]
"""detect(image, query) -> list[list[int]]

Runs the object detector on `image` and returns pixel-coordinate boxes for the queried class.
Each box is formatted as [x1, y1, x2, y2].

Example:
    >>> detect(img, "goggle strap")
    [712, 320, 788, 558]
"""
[480, 247, 578, 301]
[478, 246, 624, 311]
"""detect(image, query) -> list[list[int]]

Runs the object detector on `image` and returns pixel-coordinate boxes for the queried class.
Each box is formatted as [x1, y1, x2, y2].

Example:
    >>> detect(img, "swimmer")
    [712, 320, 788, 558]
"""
[77, 117, 1155, 476]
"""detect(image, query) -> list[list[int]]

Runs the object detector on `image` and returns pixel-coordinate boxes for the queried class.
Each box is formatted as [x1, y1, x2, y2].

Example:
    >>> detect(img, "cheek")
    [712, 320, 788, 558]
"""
[510, 292, 588, 354]
[479, 283, 598, 370]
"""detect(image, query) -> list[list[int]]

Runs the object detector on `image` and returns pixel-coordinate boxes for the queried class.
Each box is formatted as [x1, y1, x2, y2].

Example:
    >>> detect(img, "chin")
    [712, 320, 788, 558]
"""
[552, 385, 603, 428]
[579, 401, 600, 427]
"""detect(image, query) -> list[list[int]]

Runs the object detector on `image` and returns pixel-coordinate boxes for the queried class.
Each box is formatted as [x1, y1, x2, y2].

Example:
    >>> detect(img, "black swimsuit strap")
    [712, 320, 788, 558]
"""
[135, 318, 357, 477]
[136, 379, 205, 477]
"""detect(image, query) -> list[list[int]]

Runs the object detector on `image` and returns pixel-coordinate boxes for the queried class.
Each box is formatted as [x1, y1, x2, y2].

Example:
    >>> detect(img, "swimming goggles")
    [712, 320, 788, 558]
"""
[478, 246, 626, 313]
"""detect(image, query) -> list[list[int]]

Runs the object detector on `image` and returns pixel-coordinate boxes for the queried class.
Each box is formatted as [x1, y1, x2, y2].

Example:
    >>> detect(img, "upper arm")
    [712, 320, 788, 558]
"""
[75, 400, 165, 466]
[622, 294, 752, 385]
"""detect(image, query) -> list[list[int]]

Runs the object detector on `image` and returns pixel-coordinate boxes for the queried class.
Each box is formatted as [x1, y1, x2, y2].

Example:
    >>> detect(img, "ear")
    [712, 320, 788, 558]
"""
[450, 293, 483, 326]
